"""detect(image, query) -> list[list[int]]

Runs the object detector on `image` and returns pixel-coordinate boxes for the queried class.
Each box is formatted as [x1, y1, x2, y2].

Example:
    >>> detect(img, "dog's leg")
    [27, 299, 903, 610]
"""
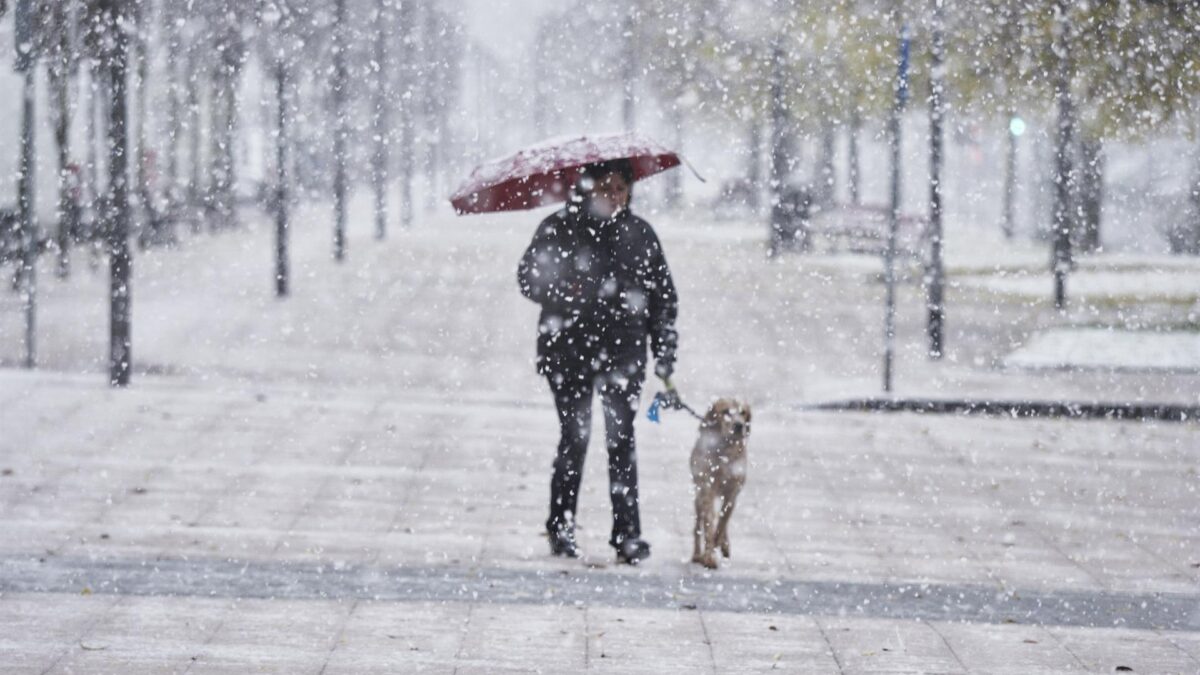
[714, 490, 739, 559]
[701, 490, 721, 569]
[692, 488, 709, 565]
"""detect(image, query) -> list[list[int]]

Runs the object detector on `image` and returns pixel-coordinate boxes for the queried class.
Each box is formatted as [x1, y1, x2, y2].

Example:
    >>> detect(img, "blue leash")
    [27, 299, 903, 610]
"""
[647, 390, 703, 423]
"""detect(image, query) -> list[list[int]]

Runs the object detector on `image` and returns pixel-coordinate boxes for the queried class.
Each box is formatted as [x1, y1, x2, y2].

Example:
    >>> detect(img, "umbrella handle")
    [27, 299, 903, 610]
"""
[680, 155, 707, 184]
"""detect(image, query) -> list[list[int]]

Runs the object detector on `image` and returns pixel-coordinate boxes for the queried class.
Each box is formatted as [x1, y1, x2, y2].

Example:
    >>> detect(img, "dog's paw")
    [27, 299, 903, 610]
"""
[719, 541, 731, 558]
[695, 552, 719, 570]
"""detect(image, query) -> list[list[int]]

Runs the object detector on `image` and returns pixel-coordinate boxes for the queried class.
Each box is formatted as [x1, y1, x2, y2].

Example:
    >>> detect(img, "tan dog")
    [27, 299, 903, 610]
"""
[690, 399, 751, 569]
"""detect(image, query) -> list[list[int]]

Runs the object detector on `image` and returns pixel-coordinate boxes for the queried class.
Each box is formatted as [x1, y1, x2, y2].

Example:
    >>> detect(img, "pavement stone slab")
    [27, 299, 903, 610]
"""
[585, 605, 714, 673]
[702, 611, 840, 672]
[818, 617, 968, 674]
[1046, 624, 1200, 674]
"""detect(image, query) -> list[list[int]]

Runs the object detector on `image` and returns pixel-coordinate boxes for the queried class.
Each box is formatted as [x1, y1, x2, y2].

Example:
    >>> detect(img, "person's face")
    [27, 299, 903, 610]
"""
[588, 173, 631, 219]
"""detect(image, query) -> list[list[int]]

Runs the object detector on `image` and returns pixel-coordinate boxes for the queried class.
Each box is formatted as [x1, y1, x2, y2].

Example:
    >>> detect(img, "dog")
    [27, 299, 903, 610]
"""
[690, 398, 751, 569]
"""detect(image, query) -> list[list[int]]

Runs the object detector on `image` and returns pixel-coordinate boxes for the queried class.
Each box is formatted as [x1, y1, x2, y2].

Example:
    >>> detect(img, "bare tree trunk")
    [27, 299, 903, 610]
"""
[848, 106, 861, 205]
[816, 120, 836, 205]
[1034, 124, 1053, 241]
[133, 27, 151, 248]
[88, 60, 107, 208]
[206, 66, 221, 230]
[882, 22, 908, 393]
[621, 9, 637, 131]
[666, 104, 684, 208]
[435, 84, 451, 217]
[532, 27, 549, 138]
[926, 0, 946, 361]
[1188, 145, 1200, 254]
[746, 114, 762, 212]
[422, 125, 438, 213]
[372, 0, 391, 241]
[136, 27, 148, 199]
[768, 41, 792, 256]
[333, 0, 349, 259]
[210, 15, 243, 232]
[188, 51, 204, 232]
[1002, 114, 1018, 239]
[275, 62, 290, 296]
[103, 0, 134, 387]
[470, 44, 484, 165]
[83, 59, 106, 269]
[80, 61, 95, 209]
[224, 42, 243, 230]
[398, 0, 415, 228]
[400, 122, 414, 226]
[1077, 133, 1103, 253]
[48, 13, 77, 279]
[1051, 1, 1075, 311]
[421, 4, 438, 213]
[164, 7, 181, 202]
[17, 65, 37, 368]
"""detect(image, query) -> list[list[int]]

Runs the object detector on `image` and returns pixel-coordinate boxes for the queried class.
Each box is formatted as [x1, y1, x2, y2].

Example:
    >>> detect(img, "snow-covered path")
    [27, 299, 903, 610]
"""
[2, 200, 1199, 671]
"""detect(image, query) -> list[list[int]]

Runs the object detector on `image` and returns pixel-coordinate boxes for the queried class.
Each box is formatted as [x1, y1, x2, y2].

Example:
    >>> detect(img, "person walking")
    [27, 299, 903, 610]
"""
[517, 158, 679, 565]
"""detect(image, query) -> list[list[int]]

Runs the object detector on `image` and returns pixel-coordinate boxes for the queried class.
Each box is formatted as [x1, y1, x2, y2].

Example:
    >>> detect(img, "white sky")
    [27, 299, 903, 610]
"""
[456, 0, 556, 59]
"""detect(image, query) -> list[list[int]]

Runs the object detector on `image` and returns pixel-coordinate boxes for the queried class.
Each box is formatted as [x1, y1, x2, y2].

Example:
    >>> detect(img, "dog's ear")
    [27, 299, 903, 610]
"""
[741, 404, 752, 424]
[702, 400, 725, 429]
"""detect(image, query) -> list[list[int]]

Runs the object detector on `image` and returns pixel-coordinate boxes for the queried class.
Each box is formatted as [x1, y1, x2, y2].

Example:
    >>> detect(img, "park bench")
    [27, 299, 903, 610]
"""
[0, 208, 17, 265]
[807, 202, 928, 259]
[1, 207, 57, 290]
[0, 208, 49, 267]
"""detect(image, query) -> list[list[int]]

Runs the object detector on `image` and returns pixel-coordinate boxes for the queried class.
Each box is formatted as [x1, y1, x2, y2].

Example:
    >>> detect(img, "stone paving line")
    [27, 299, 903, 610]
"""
[3, 553, 1199, 633]
[4, 592, 1200, 673]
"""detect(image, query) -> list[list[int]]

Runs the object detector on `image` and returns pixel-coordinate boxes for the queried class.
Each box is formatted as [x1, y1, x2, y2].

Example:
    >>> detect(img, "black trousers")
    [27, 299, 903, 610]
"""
[545, 363, 645, 548]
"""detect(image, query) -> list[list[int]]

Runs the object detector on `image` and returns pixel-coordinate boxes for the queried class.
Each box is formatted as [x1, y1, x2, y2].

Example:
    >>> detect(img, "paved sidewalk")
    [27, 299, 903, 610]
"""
[3, 370, 1198, 672]
[2, 204, 1199, 672]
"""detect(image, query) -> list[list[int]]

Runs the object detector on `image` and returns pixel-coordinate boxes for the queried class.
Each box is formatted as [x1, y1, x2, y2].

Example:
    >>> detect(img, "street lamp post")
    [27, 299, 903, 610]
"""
[883, 23, 910, 393]
[1003, 116, 1024, 239]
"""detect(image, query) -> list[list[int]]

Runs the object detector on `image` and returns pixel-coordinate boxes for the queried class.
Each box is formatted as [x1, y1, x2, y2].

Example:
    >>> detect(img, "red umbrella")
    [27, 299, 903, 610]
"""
[450, 132, 692, 215]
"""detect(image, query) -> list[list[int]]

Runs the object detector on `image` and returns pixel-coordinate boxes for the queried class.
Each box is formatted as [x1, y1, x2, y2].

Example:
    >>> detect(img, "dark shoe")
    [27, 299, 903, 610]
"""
[549, 527, 579, 558]
[615, 538, 651, 565]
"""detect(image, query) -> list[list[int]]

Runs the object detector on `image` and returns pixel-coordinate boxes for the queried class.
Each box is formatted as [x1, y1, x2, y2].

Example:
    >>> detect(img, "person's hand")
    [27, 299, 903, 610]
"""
[660, 388, 682, 410]
[655, 362, 679, 408]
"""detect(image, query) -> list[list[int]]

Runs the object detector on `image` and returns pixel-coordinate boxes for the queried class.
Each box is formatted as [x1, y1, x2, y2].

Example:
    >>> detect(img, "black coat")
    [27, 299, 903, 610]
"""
[518, 206, 678, 377]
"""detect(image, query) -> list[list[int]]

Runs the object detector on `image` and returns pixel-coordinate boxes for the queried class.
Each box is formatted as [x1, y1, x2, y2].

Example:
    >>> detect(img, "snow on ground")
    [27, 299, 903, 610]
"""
[1008, 327, 1200, 372]
[956, 268, 1200, 305]
[2, 198, 1199, 670]
[942, 222, 1200, 276]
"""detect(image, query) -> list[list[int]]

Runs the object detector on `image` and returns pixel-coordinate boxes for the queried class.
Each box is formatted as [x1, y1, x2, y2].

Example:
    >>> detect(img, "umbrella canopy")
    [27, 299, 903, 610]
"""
[450, 132, 684, 215]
